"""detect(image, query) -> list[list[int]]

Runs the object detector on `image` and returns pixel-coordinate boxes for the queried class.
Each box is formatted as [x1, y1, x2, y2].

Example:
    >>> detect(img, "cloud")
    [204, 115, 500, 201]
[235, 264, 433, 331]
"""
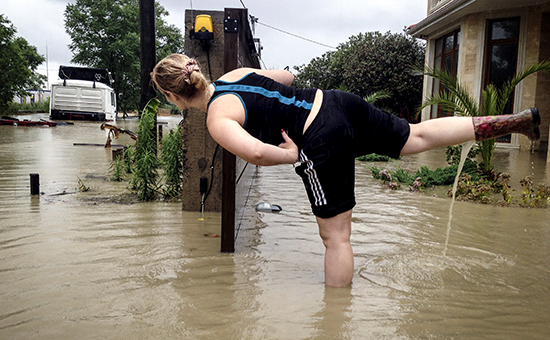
[2, 0, 428, 86]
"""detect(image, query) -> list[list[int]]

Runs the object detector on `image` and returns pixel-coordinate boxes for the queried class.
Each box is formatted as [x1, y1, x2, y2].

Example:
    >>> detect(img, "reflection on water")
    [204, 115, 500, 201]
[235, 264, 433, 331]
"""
[1, 114, 549, 339]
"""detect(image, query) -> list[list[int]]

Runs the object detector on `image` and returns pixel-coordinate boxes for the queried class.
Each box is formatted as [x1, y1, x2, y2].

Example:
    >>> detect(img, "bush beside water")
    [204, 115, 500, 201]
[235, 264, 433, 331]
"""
[7, 100, 50, 115]
[361, 152, 549, 208]
[108, 98, 185, 201]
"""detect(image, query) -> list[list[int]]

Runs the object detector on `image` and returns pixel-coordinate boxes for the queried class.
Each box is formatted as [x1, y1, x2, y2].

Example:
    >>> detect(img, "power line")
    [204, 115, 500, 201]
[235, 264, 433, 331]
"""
[255, 20, 337, 50]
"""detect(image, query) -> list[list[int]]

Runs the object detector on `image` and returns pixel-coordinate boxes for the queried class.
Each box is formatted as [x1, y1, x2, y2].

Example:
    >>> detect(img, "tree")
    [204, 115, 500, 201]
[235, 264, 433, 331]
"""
[421, 60, 550, 172]
[64, 0, 184, 113]
[0, 14, 46, 111]
[294, 31, 425, 120]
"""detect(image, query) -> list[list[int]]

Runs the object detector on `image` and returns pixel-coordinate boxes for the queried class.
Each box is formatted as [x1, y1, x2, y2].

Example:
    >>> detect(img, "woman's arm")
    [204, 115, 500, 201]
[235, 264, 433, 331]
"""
[207, 116, 298, 166]
[208, 68, 298, 165]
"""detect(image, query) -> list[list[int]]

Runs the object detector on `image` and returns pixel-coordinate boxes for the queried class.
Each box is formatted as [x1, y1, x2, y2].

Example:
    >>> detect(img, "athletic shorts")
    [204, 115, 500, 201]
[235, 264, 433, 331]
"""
[295, 90, 410, 218]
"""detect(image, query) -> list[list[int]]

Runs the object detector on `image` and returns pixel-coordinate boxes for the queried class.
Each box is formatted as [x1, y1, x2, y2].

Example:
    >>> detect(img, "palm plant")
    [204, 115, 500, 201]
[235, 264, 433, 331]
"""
[364, 90, 391, 105]
[421, 60, 550, 172]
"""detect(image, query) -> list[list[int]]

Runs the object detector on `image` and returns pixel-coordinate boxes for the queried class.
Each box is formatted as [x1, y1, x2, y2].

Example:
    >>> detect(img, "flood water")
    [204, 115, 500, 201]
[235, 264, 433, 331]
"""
[1, 113, 549, 339]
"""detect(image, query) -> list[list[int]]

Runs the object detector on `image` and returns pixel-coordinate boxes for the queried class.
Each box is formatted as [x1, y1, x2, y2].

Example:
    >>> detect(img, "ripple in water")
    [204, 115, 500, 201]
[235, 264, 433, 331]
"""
[358, 246, 517, 293]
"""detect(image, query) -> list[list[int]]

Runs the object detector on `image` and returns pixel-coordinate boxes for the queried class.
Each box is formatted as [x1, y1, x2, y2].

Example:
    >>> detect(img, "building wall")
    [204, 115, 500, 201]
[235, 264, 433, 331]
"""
[520, 6, 547, 152]
[459, 13, 483, 104]
[419, 3, 549, 155]
[535, 10, 550, 157]
[14, 90, 51, 104]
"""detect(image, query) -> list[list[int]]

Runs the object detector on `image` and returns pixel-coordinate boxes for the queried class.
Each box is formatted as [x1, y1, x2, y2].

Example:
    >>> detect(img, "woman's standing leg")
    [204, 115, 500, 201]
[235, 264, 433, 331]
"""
[316, 209, 354, 287]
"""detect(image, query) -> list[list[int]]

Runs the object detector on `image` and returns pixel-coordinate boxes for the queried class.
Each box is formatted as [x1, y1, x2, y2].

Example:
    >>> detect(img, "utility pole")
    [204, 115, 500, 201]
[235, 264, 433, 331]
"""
[139, 0, 156, 112]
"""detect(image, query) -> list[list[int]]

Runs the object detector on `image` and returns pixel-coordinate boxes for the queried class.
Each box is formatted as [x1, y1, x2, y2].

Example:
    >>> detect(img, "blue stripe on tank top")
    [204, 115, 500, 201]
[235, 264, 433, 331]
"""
[214, 84, 314, 110]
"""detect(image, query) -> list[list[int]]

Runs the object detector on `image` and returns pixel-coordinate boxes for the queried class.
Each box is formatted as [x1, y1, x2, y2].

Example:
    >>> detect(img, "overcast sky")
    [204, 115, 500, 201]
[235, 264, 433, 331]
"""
[2, 0, 429, 87]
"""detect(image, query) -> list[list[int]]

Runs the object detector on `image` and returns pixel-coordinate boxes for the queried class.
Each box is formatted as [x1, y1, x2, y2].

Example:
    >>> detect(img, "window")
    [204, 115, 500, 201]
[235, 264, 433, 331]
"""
[431, 29, 460, 118]
[484, 17, 520, 143]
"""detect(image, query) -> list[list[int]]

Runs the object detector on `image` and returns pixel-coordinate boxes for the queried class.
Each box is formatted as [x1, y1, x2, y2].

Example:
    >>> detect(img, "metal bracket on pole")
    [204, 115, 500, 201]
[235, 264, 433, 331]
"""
[224, 19, 239, 33]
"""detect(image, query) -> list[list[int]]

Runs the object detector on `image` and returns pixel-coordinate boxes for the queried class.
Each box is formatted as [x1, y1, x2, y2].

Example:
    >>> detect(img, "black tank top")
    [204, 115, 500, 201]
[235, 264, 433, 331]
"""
[207, 72, 317, 147]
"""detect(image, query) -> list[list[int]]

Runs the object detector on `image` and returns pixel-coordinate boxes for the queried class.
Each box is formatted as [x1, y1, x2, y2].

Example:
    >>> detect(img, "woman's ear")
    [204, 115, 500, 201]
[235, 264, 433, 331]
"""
[165, 91, 189, 110]
[164, 91, 179, 103]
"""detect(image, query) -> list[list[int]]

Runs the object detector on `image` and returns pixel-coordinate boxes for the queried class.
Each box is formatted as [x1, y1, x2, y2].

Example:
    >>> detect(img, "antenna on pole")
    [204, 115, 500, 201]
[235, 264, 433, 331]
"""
[46, 43, 50, 90]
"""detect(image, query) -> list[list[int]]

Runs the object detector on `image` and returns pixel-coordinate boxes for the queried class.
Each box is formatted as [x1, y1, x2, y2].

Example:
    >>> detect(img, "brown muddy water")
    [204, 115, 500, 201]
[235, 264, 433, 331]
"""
[1, 113, 549, 339]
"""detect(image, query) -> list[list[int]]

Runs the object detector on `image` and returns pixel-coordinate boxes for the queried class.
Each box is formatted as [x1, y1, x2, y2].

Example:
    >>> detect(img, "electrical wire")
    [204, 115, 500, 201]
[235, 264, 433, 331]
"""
[259, 57, 267, 70]
[204, 144, 220, 201]
[255, 20, 337, 50]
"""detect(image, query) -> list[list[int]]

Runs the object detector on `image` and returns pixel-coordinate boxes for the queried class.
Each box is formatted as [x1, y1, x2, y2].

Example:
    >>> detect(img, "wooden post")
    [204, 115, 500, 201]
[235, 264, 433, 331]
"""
[219, 8, 261, 253]
[30, 173, 40, 195]
[139, 0, 157, 151]
[158, 124, 163, 143]
[112, 148, 123, 161]
[220, 149, 236, 252]
[220, 8, 240, 253]
[139, 0, 156, 111]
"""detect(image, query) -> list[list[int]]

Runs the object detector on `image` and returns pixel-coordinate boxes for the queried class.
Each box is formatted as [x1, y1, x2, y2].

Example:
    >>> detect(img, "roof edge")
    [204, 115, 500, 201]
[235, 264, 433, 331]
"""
[408, 0, 474, 38]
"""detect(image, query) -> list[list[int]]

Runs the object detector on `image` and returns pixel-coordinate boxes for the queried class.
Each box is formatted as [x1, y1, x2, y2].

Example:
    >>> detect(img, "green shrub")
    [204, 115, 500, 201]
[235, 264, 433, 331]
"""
[449, 173, 494, 204]
[519, 176, 550, 208]
[7, 99, 50, 114]
[445, 144, 480, 165]
[370, 160, 480, 188]
[109, 158, 125, 181]
[122, 146, 135, 174]
[131, 98, 160, 201]
[160, 126, 185, 199]
[357, 153, 393, 162]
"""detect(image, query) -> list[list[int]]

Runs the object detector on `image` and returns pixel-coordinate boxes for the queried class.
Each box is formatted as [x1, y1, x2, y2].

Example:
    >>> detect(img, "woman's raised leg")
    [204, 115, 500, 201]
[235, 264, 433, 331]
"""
[317, 209, 354, 287]
[401, 108, 540, 155]
[401, 116, 475, 155]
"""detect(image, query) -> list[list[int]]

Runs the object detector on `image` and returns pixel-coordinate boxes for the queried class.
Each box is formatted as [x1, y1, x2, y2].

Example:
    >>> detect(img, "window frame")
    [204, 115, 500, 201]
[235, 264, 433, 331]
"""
[483, 16, 521, 143]
[431, 29, 460, 118]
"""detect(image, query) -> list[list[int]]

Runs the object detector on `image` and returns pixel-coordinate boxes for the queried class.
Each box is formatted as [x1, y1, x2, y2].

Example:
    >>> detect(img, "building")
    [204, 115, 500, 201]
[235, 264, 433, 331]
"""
[408, 0, 550, 158]
[13, 89, 51, 104]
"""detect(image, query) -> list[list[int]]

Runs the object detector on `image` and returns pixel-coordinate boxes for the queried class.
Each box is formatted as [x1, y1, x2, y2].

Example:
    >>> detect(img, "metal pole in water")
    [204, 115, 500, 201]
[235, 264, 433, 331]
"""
[30, 173, 40, 195]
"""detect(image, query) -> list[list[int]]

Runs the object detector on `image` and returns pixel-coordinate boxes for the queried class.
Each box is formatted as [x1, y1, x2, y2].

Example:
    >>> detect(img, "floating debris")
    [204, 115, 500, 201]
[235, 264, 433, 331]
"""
[255, 202, 282, 213]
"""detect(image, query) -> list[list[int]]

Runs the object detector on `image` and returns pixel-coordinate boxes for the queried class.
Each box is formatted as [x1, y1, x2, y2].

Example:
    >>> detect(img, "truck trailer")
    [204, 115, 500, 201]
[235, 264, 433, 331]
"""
[50, 66, 117, 121]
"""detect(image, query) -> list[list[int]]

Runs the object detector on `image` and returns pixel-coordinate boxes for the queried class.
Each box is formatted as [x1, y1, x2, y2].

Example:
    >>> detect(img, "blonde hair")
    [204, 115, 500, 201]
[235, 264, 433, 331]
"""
[151, 54, 209, 99]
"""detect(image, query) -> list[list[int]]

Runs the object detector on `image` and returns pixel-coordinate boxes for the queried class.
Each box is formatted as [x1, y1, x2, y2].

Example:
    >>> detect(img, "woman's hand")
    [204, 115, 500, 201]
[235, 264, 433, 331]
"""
[278, 130, 299, 164]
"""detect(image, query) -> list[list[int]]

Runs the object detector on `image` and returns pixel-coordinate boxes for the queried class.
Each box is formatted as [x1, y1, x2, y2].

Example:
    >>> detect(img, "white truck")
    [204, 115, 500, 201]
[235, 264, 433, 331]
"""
[50, 66, 117, 121]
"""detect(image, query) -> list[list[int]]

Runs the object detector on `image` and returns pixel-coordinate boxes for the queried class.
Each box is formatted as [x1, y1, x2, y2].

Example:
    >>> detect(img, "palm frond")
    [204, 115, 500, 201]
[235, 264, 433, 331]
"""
[422, 65, 479, 116]
[420, 92, 459, 113]
[481, 84, 498, 116]
[496, 60, 550, 114]
[363, 90, 391, 104]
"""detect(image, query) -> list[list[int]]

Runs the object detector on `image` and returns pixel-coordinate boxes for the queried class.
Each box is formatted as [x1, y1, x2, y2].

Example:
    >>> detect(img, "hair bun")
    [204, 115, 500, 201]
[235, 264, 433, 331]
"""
[182, 59, 200, 84]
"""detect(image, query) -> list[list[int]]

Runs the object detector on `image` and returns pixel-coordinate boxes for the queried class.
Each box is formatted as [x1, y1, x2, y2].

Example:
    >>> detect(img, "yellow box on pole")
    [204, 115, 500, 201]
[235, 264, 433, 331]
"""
[194, 15, 214, 40]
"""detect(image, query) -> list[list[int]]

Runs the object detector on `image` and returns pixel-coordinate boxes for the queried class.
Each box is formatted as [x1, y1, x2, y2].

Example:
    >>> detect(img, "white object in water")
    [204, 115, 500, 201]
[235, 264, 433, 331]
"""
[255, 202, 282, 213]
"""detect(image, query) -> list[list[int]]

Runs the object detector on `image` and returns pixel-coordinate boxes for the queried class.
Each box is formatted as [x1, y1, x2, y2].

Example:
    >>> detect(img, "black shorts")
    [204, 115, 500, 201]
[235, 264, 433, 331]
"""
[295, 90, 410, 218]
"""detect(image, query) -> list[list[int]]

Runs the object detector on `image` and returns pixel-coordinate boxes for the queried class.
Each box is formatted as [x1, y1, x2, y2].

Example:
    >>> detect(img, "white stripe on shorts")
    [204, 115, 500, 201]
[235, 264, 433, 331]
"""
[299, 150, 327, 206]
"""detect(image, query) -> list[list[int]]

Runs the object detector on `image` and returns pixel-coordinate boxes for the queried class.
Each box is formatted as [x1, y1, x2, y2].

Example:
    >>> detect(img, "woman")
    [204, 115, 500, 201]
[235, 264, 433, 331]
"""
[151, 54, 540, 287]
